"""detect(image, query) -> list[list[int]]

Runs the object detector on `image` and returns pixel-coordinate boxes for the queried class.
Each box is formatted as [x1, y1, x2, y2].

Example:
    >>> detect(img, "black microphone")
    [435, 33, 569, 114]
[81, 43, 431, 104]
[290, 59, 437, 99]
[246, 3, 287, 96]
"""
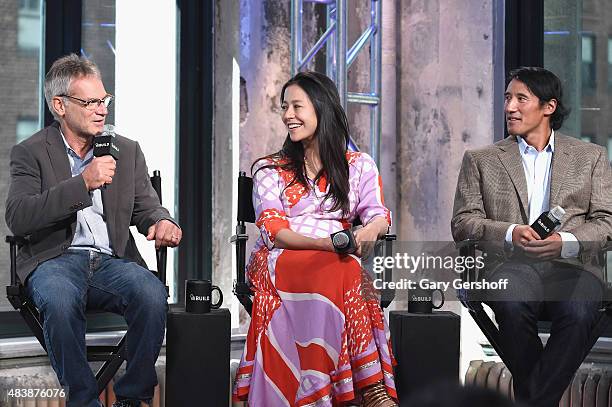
[330, 229, 357, 254]
[94, 124, 119, 160]
[93, 124, 119, 189]
[531, 205, 565, 239]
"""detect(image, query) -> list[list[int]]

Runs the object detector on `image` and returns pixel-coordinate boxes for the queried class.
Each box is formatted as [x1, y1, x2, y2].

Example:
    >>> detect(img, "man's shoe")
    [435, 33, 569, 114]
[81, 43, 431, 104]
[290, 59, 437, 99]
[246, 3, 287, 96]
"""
[111, 400, 141, 407]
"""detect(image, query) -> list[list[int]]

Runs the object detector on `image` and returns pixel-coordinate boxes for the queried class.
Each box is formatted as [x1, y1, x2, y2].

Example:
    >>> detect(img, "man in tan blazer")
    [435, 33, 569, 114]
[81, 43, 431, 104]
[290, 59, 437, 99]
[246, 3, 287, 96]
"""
[452, 67, 612, 407]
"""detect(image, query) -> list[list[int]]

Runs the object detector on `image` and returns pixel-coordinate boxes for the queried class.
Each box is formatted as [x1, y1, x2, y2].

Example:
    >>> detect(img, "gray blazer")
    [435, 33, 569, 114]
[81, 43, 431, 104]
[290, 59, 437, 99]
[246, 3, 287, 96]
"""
[5, 122, 175, 283]
[451, 133, 612, 274]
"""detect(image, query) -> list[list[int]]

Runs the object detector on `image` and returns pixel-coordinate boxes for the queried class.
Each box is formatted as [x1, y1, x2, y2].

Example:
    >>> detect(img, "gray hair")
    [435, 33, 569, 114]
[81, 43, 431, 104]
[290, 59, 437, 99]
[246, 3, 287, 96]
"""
[44, 54, 101, 120]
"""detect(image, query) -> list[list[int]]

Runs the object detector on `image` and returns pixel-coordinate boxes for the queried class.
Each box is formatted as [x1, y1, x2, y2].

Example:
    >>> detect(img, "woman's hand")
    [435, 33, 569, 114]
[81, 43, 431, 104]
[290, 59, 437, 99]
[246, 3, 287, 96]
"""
[353, 225, 379, 257]
[353, 217, 389, 257]
[316, 236, 335, 252]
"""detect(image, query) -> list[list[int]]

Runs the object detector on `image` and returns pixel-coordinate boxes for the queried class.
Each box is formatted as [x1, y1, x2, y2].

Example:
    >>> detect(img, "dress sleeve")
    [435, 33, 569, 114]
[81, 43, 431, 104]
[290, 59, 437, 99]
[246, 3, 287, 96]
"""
[354, 153, 391, 227]
[252, 161, 290, 249]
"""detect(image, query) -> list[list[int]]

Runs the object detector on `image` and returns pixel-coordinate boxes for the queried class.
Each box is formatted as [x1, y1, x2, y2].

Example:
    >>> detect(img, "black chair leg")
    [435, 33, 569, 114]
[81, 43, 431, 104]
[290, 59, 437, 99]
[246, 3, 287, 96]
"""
[18, 304, 47, 352]
[95, 336, 127, 394]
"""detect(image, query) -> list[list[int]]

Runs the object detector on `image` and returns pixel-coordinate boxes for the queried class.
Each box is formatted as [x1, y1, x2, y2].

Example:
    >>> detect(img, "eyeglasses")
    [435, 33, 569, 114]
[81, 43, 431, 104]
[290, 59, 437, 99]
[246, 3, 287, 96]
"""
[59, 94, 114, 111]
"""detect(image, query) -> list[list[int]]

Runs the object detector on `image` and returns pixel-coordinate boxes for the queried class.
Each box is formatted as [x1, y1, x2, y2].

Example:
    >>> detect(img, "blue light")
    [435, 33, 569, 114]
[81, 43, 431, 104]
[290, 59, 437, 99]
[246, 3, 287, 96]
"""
[544, 31, 571, 36]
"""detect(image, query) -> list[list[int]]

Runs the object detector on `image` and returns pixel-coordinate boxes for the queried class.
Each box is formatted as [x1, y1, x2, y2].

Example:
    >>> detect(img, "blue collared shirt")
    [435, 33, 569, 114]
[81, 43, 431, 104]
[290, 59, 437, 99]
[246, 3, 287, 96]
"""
[517, 132, 554, 224]
[504, 130, 579, 257]
[61, 133, 114, 255]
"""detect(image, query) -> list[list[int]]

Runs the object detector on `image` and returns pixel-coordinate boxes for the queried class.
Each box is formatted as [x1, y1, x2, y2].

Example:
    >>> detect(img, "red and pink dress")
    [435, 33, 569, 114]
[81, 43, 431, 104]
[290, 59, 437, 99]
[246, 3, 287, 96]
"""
[233, 152, 397, 406]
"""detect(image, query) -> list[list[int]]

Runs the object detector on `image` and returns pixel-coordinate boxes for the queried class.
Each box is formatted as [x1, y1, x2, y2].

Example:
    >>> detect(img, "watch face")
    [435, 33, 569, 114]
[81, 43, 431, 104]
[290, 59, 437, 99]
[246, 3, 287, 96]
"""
[333, 232, 350, 249]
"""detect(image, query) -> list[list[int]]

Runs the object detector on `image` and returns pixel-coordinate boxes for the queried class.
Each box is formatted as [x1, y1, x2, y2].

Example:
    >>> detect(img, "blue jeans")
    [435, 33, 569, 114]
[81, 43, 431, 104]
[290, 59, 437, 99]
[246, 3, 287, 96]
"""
[25, 250, 168, 407]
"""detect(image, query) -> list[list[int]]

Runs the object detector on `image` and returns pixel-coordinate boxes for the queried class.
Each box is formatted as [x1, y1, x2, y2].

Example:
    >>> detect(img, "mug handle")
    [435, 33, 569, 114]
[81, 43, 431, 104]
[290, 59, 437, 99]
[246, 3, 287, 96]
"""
[432, 288, 445, 309]
[211, 285, 223, 309]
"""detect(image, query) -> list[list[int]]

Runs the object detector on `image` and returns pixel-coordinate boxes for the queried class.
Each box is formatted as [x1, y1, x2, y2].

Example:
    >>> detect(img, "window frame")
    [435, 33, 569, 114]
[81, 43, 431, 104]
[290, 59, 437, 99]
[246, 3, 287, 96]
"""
[0, 0, 84, 338]
[581, 32, 596, 91]
[1, 0, 216, 339]
[607, 37, 612, 89]
[176, 0, 215, 304]
[505, 0, 544, 72]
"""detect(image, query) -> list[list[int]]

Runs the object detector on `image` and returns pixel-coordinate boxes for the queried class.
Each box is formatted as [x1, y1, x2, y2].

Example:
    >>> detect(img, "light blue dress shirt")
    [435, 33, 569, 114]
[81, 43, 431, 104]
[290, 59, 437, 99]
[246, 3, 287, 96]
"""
[519, 131, 554, 224]
[61, 133, 114, 255]
[504, 131, 579, 258]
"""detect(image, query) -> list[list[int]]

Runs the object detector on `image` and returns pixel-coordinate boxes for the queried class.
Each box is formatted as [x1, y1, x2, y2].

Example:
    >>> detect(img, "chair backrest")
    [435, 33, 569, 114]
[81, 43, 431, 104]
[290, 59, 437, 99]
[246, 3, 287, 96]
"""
[237, 172, 256, 223]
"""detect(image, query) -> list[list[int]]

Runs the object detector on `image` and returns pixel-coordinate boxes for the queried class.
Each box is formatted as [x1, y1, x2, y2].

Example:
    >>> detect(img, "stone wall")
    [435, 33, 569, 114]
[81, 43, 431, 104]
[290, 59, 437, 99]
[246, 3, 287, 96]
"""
[212, 3, 499, 359]
[212, 0, 242, 330]
[397, 0, 495, 241]
[214, 0, 324, 330]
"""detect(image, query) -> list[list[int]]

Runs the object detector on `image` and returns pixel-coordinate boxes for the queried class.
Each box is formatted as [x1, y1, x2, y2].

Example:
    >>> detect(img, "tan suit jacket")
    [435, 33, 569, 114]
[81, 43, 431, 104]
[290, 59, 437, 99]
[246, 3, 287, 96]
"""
[451, 133, 612, 276]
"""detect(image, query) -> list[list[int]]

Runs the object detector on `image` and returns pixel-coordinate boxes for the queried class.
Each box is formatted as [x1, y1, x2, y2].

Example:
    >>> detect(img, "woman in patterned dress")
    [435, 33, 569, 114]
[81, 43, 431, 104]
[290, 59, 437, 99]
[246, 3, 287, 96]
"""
[233, 71, 398, 407]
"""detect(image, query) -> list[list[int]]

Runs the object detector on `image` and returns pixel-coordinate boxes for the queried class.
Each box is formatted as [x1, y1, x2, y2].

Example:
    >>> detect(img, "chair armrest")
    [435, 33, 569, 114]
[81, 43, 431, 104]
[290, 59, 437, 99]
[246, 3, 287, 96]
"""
[6, 235, 27, 245]
[5, 236, 28, 310]
[155, 246, 168, 288]
[377, 234, 396, 309]
[6, 235, 28, 287]
[601, 242, 612, 309]
[455, 238, 478, 252]
[383, 233, 396, 242]
[455, 239, 479, 283]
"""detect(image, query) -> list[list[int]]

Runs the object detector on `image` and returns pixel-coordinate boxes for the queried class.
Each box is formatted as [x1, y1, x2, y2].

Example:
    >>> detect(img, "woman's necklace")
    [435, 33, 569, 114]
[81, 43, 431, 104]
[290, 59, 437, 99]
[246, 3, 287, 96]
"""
[304, 156, 319, 178]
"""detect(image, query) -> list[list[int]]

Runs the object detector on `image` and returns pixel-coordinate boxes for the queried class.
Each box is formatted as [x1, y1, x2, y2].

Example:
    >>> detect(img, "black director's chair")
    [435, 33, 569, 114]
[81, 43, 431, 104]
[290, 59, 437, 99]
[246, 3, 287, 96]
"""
[231, 171, 397, 316]
[5, 170, 168, 395]
[457, 239, 612, 373]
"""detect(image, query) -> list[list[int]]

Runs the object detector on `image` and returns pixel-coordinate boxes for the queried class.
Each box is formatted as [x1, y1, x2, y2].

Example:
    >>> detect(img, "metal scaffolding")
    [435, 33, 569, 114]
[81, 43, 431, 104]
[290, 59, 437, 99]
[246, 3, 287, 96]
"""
[290, 0, 382, 164]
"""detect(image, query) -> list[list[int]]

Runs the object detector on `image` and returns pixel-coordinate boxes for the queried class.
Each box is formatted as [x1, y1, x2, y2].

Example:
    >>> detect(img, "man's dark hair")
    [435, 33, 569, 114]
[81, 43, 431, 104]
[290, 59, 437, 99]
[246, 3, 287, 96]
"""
[507, 67, 570, 130]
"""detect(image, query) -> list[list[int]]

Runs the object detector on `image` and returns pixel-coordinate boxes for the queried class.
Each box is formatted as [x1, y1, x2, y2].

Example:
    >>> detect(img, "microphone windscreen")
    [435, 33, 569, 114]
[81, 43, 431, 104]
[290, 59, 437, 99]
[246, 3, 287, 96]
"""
[332, 232, 350, 249]
[94, 124, 119, 160]
[531, 206, 564, 239]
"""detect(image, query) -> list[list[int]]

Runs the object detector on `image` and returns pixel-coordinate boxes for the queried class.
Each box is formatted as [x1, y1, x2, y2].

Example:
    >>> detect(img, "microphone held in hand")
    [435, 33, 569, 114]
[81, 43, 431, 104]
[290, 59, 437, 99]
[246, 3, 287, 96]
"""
[531, 205, 565, 239]
[94, 124, 119, 160]
[93, 124, 119, 189]
[331, 229, 357, 254]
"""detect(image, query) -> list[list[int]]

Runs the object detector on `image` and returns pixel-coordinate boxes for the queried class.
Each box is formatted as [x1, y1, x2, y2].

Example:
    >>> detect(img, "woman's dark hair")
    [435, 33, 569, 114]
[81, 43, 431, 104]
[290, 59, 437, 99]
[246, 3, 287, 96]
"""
[507, 67, 570, 130]
[252, 71, 351, 214]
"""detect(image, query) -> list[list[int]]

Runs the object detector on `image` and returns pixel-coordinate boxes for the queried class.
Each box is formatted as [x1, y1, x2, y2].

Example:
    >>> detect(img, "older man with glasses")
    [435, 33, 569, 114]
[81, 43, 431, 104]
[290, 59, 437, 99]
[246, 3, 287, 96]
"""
[5, 54, 181, 407]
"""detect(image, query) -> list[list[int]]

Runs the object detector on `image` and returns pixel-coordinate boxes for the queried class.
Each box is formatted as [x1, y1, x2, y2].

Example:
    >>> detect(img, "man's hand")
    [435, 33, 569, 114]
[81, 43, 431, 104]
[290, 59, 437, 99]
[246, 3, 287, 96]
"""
[146, 219, 182, 249]
[82, 156, 116, 190]
[512, 224, 540, 248]
[523, 232, 562, 260]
